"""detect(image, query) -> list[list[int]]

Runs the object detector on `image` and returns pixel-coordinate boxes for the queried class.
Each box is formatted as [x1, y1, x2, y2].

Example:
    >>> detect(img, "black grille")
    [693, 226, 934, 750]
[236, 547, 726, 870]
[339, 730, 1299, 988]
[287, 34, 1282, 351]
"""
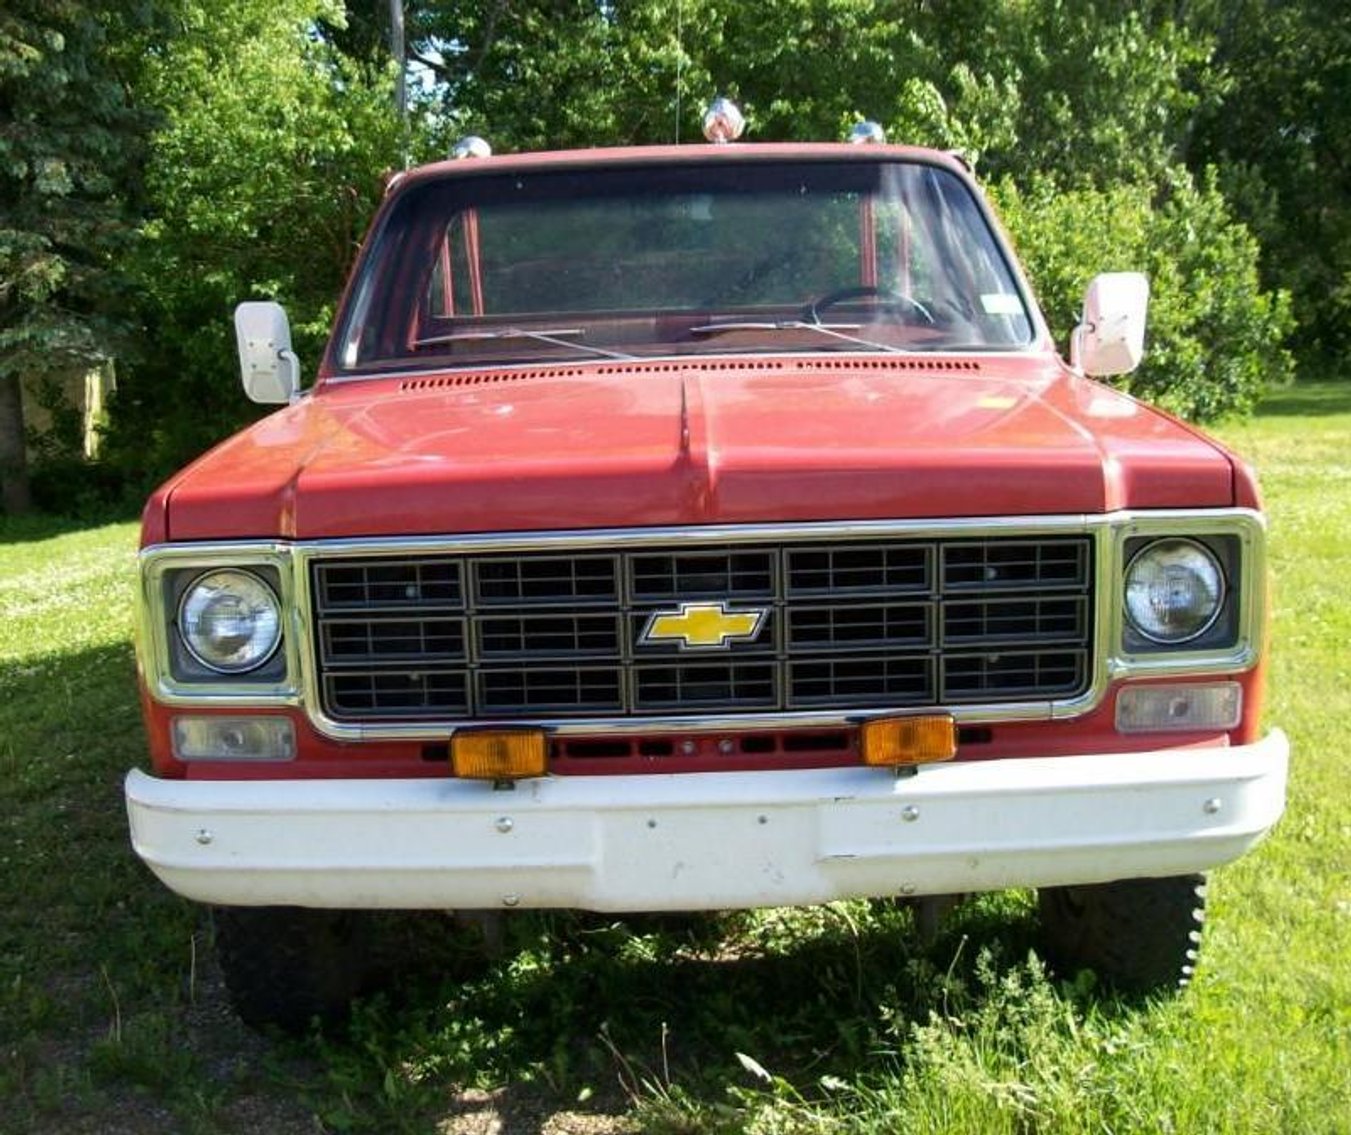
[310, 536, 1094, 720]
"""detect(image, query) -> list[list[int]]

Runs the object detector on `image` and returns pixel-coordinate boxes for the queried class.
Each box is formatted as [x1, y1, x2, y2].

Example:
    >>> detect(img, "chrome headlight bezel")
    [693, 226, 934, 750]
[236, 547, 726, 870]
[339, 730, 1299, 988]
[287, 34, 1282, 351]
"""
[138, 544, 299, 706]
[1112, 513, 1260, 676]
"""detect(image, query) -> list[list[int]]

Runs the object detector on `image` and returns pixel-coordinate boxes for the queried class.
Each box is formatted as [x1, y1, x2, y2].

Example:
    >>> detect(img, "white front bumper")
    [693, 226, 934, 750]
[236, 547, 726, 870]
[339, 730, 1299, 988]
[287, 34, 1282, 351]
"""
[126, 730, 1288, 910]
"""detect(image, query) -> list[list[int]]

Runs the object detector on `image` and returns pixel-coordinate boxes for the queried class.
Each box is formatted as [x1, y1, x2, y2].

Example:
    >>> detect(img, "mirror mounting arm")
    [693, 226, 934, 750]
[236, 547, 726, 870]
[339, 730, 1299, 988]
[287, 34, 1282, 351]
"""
[276, 349, 302, 404]
[1069, 322, 1087, 375]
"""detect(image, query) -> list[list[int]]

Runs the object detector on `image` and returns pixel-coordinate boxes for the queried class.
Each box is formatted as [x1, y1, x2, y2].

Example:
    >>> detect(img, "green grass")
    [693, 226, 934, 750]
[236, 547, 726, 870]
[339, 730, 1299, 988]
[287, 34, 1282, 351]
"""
[1, 385, 1348, 1133]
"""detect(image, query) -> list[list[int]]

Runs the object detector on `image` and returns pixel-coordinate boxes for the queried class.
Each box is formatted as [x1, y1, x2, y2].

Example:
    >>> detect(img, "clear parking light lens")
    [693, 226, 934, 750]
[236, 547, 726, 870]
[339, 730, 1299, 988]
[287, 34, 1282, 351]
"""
[178, 569, 282, 673]
[1116, 682, 1242, 733]
[1124, 538, 1224, 644]
[172, 715, 296, 760]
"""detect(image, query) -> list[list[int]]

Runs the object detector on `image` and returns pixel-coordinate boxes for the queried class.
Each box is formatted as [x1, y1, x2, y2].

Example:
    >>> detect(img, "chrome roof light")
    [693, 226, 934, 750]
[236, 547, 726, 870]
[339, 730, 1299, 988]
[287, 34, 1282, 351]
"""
[702, 97, 745, 144]
[848, 121, 887, 145]
[451, 135, 492, 160]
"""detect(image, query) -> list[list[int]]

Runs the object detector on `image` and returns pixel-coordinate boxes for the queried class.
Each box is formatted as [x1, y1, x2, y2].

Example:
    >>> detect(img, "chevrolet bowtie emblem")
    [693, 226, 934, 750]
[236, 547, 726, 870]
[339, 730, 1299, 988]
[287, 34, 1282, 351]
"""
[640, 601, 768, 650]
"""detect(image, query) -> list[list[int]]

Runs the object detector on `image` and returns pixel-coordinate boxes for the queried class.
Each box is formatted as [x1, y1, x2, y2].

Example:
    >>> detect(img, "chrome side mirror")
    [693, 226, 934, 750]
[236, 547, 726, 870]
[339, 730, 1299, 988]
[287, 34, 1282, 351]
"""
[1071, 272, 1149, 377]
[234, 301, 301, 404]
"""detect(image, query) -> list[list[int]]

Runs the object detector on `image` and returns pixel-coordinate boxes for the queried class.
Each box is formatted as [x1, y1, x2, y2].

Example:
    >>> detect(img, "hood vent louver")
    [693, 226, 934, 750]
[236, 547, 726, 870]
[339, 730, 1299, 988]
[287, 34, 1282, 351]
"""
[398, 357, 983, 394]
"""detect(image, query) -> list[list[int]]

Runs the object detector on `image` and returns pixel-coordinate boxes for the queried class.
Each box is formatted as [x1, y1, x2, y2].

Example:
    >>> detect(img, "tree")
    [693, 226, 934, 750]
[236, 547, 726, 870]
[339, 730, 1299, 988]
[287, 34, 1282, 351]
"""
[1188, 0, 1351, 371]
[0, 1, 151, 513]
[96, 0, 402, 491]
[379, 1, 1218, 179]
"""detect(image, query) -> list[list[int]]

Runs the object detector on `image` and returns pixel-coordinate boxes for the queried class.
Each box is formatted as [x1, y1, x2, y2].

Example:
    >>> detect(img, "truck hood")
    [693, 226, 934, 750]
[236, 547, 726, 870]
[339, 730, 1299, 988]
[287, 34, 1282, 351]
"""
[158, 356, 1237, 540]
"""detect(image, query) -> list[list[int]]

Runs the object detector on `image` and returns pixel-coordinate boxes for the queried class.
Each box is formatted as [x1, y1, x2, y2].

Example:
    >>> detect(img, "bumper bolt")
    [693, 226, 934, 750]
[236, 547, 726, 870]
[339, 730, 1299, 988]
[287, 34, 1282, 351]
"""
[1203, 797, 1223, 815]
[495, 816, 514, 833]
[195, 829, 213, 845]
[901, 805, 920, 823]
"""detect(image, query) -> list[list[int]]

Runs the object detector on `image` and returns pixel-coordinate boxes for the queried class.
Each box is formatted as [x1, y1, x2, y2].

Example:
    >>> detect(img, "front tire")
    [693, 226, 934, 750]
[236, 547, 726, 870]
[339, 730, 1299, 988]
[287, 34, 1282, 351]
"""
[213, 906, 373, 1033]
[1037, 874, 1207, 993]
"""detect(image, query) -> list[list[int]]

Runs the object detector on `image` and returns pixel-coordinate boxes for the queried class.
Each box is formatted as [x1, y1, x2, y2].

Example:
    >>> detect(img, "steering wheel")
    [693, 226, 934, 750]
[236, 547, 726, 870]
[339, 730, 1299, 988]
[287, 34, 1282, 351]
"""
[803, 284, 936, 326]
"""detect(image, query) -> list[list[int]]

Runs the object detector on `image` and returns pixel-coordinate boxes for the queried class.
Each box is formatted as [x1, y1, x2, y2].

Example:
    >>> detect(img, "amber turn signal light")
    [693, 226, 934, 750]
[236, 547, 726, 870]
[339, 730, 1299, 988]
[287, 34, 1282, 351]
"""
[860, 714, 957, 768]
[451, 730, 548, 780]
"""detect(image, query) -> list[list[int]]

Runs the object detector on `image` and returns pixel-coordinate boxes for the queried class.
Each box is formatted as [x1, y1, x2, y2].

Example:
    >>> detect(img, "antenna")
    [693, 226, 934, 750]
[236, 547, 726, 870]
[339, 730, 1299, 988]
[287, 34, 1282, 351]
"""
[388, 0, 409, 167]
[674, 0, 683, 143]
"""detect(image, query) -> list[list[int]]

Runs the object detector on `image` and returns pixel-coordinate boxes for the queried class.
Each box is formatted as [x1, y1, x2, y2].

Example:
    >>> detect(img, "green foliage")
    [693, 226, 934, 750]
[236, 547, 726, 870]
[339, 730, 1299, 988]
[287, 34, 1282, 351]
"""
[403, 0, 719, 152]
[924, 3, 1220, 187]
[993, 170, 1294, 421]
[0, 2, 148, 356]
[1189, 0, 1351, 370]
[94, 0, 402, 498]
[401, 0, 1221, 179]
[0, 1, 158, 511]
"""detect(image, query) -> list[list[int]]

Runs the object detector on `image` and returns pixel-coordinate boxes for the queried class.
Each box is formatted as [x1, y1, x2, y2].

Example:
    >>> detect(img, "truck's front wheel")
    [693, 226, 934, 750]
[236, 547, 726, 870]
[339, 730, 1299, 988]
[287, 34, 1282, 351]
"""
[213, 906, 372, 1033]
[1037, 874, 1207, 992]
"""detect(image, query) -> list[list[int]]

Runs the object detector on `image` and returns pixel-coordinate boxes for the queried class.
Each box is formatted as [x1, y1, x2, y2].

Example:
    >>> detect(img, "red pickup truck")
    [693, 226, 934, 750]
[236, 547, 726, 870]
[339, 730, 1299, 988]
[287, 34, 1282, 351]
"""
[125, 110, 1288, 1030]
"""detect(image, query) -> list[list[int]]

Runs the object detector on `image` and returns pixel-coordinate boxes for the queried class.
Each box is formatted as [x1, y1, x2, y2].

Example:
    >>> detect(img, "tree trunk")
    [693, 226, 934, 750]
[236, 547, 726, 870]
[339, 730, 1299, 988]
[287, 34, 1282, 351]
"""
[0, 371, 33, 514]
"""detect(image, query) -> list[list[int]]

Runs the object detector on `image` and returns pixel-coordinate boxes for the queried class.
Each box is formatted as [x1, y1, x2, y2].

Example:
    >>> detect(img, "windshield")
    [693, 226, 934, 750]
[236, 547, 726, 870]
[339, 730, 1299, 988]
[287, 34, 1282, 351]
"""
[336, 159, 1036, 371]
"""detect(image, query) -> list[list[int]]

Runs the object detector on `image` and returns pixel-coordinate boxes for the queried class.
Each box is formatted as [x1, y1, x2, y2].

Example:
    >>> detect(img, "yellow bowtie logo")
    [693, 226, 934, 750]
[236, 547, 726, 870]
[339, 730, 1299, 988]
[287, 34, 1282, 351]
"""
[641, 602, 768, 650]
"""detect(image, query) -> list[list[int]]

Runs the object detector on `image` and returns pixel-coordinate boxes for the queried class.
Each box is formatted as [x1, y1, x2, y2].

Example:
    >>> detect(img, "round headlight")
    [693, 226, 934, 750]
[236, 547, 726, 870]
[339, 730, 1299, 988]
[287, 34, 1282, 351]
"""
[178, 570, 282, 673]
[1124, 539, 1225, 644]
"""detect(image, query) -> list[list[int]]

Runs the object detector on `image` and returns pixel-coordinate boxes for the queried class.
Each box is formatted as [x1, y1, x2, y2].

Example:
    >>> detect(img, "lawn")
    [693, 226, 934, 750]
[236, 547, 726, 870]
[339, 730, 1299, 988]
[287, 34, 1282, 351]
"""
[1, 384, 1347, 1134]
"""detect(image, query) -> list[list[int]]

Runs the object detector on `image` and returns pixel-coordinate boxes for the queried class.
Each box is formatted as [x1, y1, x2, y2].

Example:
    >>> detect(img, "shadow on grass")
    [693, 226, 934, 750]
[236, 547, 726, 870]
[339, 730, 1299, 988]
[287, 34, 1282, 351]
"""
[293, 894, 1119, 1133]
[0, 641, 200, 1030]
[0, 639, 260, 1133]
[0, 510, 137, 548]
[1254, 381, 1351, 419]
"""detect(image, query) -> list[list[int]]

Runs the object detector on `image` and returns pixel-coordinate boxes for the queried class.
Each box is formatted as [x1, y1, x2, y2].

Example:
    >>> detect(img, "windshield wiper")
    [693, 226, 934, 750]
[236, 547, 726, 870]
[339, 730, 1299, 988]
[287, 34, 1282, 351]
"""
[413, 327, 637, 361]
[689, 320, 913, 354]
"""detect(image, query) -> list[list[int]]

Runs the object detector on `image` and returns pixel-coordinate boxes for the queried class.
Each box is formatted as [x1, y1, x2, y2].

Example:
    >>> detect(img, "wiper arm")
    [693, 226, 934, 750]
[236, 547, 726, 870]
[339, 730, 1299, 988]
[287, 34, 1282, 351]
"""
[413, 327, 636, 361]
[689, 320, 912, 354]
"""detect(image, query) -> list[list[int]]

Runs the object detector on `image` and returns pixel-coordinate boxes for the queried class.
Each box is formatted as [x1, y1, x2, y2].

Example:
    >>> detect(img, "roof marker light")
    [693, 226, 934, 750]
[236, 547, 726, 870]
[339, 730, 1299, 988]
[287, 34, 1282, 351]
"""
[849, 121, 887, 145]
[702, 97, 745, 143]
[451, 135, 492, 160]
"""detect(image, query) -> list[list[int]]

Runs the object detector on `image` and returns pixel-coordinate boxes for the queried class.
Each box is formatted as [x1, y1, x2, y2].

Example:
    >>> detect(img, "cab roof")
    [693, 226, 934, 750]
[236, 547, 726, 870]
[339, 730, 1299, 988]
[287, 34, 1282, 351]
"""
[388, 142, 974, 196]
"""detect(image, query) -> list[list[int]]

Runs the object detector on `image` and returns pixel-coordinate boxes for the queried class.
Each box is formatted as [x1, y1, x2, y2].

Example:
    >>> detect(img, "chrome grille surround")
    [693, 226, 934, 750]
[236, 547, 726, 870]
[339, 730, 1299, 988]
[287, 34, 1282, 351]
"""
[136, 511, 1268, 741]
[307, 526, 1096, 725]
